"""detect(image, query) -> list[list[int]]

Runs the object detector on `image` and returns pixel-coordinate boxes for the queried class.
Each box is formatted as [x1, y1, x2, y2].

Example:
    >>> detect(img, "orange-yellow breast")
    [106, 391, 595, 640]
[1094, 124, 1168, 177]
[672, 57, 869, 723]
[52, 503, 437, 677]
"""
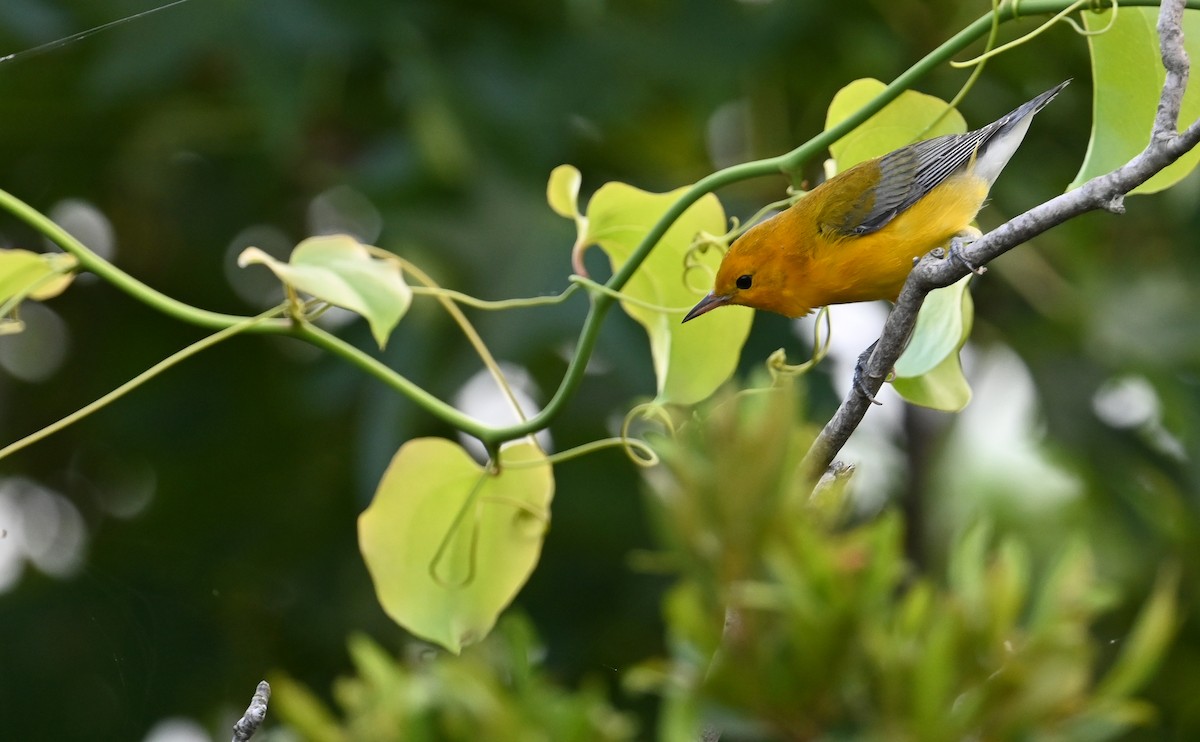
[711, 164, 989, 318]
[801, 171, 989, 304]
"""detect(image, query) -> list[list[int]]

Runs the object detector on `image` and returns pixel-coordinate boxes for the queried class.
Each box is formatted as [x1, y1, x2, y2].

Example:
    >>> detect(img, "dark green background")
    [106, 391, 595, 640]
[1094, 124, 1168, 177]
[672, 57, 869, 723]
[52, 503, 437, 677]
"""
[1, 1, 1198, 739]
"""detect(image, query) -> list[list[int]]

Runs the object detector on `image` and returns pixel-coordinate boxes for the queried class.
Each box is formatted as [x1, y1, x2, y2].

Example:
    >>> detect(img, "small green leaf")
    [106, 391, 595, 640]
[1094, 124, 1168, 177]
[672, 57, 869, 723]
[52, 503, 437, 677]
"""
[267, 673, 348, 742]
[548, 165, 594, 275]
[358, 438, 553, 653]
[892, 275, 973, 411]
[894, 275, 973, 379]
[547, 164, 583, 219]
[0, 249, 77, 332]
[897, 581, 935, 636]
[238, 234, 410, 349]
[826, 78, 966, 173]
[1028, 538, 1096, 634]
[947, 520, 991, 625]
[581, 182, 752, 405]
[1073, 8, 1200, 193]
[987, 537, 1031, 642]
[912, 608, 958, 732]
[0, 250, 77, 301]
[1096, 563, 1180, 699]
[346, 632, 403, 691]
[892, 350, 972, 412]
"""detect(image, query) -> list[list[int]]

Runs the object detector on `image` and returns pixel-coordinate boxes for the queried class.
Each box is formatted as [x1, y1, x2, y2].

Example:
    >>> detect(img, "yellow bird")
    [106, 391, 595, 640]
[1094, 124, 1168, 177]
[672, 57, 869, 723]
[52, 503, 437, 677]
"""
[683, 81, 1069, 322]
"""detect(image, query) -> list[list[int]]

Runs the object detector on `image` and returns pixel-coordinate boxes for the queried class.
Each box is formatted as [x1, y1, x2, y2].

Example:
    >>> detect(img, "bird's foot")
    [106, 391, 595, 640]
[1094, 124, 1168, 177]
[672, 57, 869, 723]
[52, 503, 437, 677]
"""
[948, 230, 987, 276]
[853, 341, 884, 406]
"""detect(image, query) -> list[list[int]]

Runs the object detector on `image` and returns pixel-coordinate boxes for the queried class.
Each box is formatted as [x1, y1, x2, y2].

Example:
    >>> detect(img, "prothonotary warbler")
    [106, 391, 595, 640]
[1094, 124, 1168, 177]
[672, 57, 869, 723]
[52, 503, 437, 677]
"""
[683, 80, 1069, 323]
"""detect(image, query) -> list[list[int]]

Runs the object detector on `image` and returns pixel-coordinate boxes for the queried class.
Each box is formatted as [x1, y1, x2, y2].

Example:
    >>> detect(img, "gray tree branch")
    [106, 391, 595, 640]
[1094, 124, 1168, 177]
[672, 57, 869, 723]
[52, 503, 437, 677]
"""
[231, 681, 270, 742]
[800, 0, 1197, 486]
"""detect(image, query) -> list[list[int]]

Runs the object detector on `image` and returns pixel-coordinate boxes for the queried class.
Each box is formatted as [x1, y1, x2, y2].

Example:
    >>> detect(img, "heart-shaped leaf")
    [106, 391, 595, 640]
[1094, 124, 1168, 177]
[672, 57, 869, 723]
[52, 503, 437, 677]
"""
[1073, 8, 1200, 193]
[826, 78, 966, 173]
[238, 234, 410, 348]
[558, 175, 752, 406]
[358, 438, 553, 653]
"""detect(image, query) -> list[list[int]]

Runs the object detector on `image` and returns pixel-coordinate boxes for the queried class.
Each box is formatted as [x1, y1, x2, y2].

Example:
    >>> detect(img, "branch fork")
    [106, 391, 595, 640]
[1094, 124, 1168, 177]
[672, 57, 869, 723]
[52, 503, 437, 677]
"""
[802, 0, 1199, 486]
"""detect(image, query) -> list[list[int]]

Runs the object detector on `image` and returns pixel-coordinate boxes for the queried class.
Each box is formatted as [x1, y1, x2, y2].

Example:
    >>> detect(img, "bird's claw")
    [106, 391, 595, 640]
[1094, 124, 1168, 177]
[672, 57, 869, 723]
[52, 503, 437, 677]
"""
[948, 235, 987, 276]
[853, 343, 884, 406]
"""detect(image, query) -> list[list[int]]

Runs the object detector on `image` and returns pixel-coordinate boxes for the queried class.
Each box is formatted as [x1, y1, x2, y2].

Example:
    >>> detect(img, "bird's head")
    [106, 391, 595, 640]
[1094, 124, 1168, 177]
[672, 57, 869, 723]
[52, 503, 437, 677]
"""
[683, 214, 812, 322]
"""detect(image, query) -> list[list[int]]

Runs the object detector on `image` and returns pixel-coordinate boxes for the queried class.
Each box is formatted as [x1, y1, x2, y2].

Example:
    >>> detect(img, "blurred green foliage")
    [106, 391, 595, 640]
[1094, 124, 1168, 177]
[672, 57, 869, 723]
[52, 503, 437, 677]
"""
[266, 388, 1178, 740]
[269, 616, 635, 742]
[1, 1, 1199, 741]
[644, 388, 1178, 740]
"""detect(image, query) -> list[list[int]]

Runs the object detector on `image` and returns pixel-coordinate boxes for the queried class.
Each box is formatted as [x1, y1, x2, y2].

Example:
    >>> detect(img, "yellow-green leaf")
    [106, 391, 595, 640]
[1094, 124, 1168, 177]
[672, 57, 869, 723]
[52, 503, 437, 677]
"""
[892, 276, 974, 413]
[987, 537, 1032, 642]
[897, 272, 969, 410]
[548, 165, 594, 275]
[1028, 538, 1096, 634]
[0, 250, 76, 302]
[894, 275, 973, 379]
[358, 438, 553, 653]
[825, 78, 966, 173]
[238, 234, 410, 349]
[947, 520, 991, 623]
[0, 249, 77, 334]
[547, 164, 583, 220]
[891, 275, 973, 411]
[891, 338, 972, 412]
[581, 182, 752, 405]
[1096, 563, 1179, 699]
[1073, 7, 1200, 193]
[266, 673, 347, 742]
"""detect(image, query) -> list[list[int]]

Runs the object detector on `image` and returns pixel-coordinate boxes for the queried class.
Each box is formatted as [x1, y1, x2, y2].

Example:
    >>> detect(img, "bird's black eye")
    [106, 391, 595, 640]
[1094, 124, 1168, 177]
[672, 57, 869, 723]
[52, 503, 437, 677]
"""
[736, 274, 753, 290]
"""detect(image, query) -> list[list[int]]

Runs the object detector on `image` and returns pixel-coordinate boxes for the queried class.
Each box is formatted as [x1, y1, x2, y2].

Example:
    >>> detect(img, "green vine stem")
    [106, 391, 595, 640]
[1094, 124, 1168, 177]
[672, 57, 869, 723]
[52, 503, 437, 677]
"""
[0, 305, 286, 461]
[0, 188, 285, 332]
[408, 282, 580, 311]
[2, 0, 1188, 453]
[392, 255, 529, 431]
[0, 186, 504, 438]
[291, 322, 495, 439]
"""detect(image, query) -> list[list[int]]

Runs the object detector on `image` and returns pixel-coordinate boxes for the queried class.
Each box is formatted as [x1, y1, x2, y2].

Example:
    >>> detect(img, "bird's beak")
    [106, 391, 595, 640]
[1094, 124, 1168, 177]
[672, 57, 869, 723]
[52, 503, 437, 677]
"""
[682, 293, 732, 323]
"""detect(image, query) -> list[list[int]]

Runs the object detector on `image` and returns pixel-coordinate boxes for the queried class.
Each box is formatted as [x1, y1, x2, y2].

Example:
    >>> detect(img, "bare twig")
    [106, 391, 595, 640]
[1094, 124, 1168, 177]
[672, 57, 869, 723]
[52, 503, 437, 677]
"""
[231, 681, 270, 742]
[800, 0, 1198, 485]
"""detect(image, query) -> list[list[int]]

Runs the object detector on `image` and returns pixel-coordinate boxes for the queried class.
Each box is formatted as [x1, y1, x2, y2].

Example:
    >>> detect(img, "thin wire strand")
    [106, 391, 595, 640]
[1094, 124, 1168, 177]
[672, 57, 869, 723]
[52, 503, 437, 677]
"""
[0, 0, 195, 65]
